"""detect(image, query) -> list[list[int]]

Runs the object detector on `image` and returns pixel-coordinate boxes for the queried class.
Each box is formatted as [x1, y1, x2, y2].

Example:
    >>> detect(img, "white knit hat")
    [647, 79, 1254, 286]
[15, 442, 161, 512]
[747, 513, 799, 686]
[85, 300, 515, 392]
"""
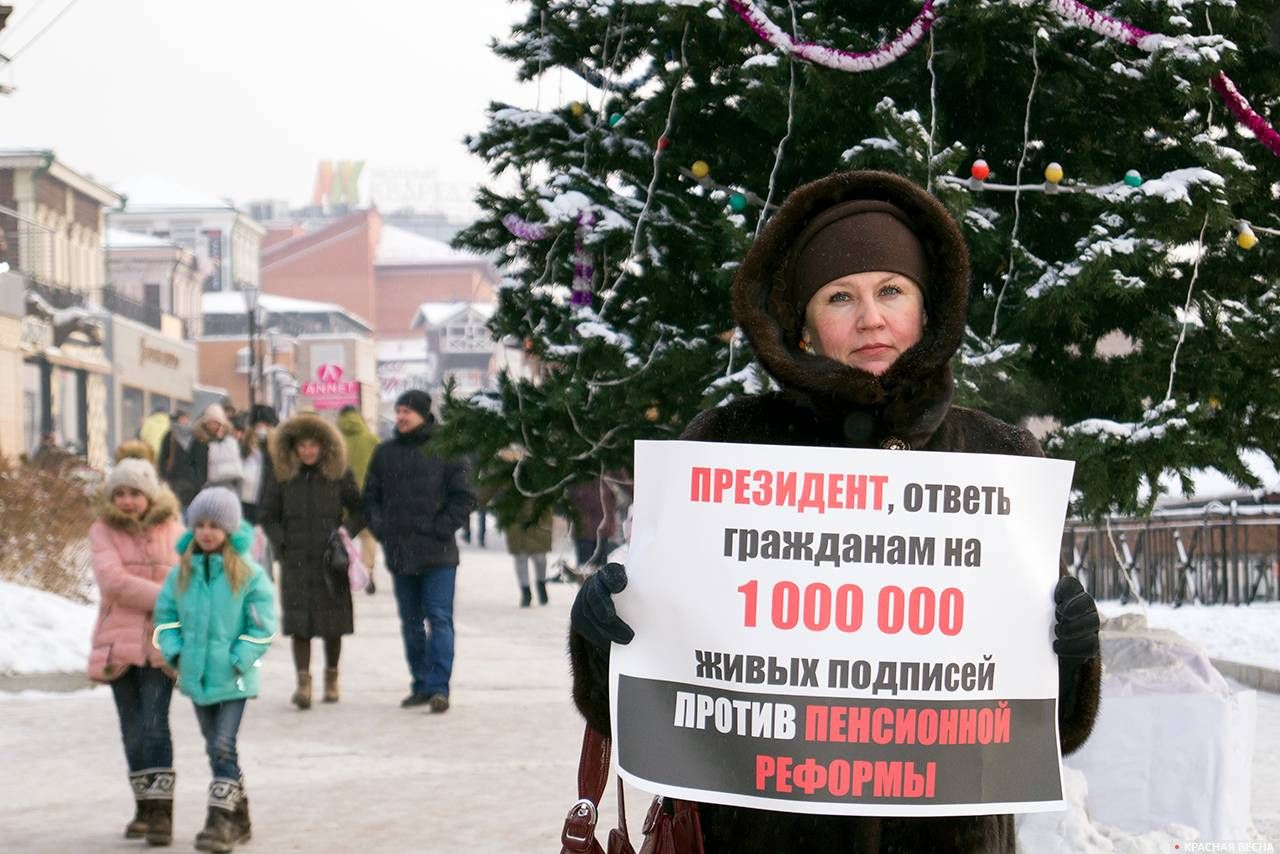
[201, 404, 230, 429]
[186, 486, 242, 533]
[105, 458, 161, 501]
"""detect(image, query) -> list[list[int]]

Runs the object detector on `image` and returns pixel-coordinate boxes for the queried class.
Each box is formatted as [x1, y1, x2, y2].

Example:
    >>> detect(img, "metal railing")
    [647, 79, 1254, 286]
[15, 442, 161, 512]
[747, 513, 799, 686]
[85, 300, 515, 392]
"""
[100, 286, 162, 330]
[1062, 503, 1280, 605]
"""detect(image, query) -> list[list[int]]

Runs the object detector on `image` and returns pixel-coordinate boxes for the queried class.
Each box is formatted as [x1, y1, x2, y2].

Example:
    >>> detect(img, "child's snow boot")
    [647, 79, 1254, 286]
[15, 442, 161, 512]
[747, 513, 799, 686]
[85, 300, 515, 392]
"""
[125, 770, 152, 839]
[143, 768, 175, 846]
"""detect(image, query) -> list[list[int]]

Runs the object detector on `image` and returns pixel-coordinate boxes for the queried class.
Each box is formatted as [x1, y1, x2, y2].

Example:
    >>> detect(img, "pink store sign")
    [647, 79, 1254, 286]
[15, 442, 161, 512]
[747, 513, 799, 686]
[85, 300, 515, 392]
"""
[300, 363, 359, 410]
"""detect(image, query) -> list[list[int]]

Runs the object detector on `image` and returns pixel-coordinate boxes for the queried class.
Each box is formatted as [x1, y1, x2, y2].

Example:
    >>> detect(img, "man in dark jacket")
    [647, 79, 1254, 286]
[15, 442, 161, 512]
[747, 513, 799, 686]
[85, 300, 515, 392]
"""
[363, 390, 475, 712]
[156, 410, 208, 514]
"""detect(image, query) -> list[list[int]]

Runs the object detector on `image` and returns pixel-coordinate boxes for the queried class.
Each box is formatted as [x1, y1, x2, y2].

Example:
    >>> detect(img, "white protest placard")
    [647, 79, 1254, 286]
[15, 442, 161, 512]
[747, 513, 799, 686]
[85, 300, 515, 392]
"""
[610, 440, 1076, 817]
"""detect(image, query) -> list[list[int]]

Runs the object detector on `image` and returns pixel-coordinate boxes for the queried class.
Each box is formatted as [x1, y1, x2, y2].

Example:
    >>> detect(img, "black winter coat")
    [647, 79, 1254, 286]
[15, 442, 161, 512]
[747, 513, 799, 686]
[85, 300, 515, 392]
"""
[260, 414, 365, 638]
[362, 423, 475, 574]
[568, 171, 1102, 854]
[157, 429, 208, 508]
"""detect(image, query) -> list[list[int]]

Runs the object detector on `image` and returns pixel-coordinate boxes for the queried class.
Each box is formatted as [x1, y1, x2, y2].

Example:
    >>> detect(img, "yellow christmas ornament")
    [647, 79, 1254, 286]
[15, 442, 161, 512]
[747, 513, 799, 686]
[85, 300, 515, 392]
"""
[1209, 396, 1222, 411]
[1044, 162, 1064, 185]
[1235, 221, 1258, 250]
[570, 101, 586, 117]
[691, 160, 711, 179]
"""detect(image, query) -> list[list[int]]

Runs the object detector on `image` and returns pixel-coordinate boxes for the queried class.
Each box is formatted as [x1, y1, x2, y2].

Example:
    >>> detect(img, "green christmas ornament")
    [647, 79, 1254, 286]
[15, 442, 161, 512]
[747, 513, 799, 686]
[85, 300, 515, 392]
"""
[1123, 169, 1142, 187]
[609, 112, 623, 127]
[728, 193, 748, 212]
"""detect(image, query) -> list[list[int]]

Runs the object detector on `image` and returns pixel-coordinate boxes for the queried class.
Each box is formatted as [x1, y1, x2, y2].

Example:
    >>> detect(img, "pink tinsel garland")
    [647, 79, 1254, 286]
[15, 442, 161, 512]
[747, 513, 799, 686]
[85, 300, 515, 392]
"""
[725, 0, 937, 73]
[1212, 72, 1280, 159]
[1045, 0, 1152, 47]
[502, 213, 551, 241]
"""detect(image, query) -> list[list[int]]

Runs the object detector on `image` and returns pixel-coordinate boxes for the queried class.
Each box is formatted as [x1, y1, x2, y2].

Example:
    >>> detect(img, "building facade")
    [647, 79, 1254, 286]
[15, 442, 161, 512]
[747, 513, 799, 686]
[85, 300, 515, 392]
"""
[198, 292, 376, 424]
[0, 147, 120, 466]
[108, 177, 264, 294]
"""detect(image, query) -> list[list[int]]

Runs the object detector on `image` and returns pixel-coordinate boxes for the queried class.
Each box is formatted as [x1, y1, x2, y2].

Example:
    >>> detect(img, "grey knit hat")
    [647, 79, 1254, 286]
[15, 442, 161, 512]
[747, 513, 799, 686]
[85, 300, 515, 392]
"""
[186, 486, 242, 533]
[106, 458, 161, 501]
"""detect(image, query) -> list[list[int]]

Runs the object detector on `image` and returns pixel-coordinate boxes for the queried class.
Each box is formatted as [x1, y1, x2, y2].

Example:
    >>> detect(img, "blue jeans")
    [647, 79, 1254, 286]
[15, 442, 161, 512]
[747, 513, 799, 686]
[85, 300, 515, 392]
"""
[392, 567, 457, 697]
[194, 699, 246, 780]
[109, 665, 175, 772]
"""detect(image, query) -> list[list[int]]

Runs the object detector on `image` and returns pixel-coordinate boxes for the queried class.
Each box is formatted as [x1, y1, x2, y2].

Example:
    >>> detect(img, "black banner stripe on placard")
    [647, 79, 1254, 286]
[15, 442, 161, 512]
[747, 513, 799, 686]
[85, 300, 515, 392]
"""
[616, 675, 1061, 806]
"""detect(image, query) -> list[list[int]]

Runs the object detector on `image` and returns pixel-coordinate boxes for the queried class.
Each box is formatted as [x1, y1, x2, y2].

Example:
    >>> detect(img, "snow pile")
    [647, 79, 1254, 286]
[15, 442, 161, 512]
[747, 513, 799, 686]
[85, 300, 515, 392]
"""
[1015, 766, 1193, 854]
[0, 580, 95, 677]
[1065, 613, 1258, 841]
[1099, 600, 1280, 670]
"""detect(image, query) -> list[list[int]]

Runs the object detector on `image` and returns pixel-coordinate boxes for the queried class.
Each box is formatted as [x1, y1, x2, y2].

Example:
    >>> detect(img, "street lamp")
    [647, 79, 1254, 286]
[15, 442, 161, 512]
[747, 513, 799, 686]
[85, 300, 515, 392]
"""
[242, 281, 259, 415]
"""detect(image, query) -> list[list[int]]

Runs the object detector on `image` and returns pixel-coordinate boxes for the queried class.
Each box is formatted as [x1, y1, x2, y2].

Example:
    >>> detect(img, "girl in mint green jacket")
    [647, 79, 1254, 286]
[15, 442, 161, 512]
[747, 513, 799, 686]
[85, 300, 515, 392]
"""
[153, 487, 275, 854]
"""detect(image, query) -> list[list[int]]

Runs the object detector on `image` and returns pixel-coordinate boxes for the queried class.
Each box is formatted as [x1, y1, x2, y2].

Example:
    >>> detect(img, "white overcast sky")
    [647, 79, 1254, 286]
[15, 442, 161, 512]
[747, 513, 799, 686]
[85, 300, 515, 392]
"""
[0, 0, 549, 217]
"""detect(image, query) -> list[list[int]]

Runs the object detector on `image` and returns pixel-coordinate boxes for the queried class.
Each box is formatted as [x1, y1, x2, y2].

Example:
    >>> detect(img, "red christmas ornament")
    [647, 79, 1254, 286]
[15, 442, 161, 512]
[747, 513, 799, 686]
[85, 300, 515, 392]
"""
[970, 159, 990, 181]
[657, 135, 671, 151]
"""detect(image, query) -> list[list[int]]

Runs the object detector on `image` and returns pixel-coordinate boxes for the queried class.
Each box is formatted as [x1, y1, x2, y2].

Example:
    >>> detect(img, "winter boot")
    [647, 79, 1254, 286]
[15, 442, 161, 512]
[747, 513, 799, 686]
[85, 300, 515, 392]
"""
[323, 667, 340, 703]
[143, 769, 175, 846]
[536, 580, 549, 606]
[125, 770, 152, 839]
[196, 778, 243, 853]
[232, 775, 251, 843]
[291, 671, 312, 710]
[519, 586, 532, 608]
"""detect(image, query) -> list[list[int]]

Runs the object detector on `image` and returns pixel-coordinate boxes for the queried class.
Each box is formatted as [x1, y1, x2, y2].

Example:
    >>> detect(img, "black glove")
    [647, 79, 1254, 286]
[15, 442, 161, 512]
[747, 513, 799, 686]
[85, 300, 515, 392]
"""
[570, 562, 635, 651]
[1053, 576, 1100, 660]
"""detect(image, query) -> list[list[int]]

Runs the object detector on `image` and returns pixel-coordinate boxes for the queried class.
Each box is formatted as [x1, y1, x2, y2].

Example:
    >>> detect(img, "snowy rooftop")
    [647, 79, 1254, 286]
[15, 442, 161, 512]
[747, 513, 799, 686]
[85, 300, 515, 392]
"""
[116, 176, 236, 211]
[376, 224, 480, 266]
[202, 292, 344, 315]
[105, 228, 177, 250]
[411, 301, 495, 328]
[377, 337, 429, 361]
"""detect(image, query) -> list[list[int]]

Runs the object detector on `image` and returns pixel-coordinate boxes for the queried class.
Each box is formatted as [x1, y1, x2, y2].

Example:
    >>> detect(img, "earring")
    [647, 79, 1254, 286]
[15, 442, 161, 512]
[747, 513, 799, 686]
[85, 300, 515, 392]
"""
[798, 339, 810, 352]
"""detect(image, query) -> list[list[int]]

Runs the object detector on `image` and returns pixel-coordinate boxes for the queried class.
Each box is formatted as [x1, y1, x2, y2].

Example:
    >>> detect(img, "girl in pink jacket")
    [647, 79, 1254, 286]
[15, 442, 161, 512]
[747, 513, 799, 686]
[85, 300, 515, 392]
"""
[88, 456, 186, 846]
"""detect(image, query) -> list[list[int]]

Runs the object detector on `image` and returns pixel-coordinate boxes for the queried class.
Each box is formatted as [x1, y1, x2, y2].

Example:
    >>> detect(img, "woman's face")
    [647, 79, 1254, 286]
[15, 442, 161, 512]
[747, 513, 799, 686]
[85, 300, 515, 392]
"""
[111, 487, 149, 518]
[802, 271, 926, 376]
[194, 520, 227, 552]
[297, 439, 322, 467]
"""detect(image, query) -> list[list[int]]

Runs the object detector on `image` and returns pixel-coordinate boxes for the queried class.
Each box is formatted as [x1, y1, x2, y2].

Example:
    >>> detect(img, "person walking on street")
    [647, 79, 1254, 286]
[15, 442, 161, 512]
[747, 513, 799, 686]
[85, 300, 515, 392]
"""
[200, 405, 243, 494]
[566, 479, 617, 575]
[362, 390, 475, 713]
[260, 413, 364, 709]
[139, 406, 171, 462]
[153, 487, 277, 854]
[88, 456, 185, 845]
[336, 405, 380, 594]
[501, 497, 553, 607]
[157, 411, 207, 515]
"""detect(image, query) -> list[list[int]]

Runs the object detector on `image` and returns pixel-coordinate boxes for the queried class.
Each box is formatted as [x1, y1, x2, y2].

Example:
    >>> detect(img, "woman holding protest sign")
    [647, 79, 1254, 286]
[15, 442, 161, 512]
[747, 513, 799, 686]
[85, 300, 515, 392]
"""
[568, 170, 1101, 852]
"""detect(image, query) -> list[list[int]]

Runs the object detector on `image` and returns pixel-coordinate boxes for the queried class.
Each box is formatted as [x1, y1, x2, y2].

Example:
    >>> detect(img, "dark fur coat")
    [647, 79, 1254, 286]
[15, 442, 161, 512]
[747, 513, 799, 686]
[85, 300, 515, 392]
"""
[260, 413, 364, 638]
[569, 171, 1101, 853]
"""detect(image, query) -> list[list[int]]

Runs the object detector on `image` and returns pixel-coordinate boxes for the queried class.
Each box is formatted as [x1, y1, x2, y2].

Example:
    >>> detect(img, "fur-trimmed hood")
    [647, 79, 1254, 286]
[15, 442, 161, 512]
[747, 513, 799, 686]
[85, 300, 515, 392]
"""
[95, 485, 182, 533]
[269, 413, 347, 482]
[732, 170, 970, 448]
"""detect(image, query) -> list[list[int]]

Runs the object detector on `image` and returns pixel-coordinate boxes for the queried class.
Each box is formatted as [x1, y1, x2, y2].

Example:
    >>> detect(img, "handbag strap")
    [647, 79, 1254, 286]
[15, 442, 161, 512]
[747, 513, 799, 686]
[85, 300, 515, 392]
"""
[561, 725, 612, 854]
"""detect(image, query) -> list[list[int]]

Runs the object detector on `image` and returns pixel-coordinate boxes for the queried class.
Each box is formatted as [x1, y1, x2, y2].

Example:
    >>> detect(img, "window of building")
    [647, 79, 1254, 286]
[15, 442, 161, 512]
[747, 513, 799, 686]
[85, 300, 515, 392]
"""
[150, 393, 172, 416]
[121, 386, 145, 441]
[443, 318, 492, 354]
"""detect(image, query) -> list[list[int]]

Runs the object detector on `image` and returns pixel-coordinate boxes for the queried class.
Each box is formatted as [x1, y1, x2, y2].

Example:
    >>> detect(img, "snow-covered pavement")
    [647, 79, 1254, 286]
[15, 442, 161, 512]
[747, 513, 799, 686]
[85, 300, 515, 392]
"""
[1, 544, 1275, 851]
[1098, 599, 1280, 670]
[0, 542, 631, 852]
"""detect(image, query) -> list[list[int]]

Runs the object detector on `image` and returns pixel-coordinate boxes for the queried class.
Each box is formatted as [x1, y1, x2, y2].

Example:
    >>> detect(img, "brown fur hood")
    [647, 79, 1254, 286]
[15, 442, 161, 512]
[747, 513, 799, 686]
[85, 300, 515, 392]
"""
[270, 413, 347, 482]
[732, 170, 970, 445]
[95, 485, 182, 532]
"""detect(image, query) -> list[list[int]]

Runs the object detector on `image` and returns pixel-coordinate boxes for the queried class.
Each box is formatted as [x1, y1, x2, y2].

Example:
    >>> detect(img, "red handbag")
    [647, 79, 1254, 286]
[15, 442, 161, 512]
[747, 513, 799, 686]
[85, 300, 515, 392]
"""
[560, 725, 704, 854]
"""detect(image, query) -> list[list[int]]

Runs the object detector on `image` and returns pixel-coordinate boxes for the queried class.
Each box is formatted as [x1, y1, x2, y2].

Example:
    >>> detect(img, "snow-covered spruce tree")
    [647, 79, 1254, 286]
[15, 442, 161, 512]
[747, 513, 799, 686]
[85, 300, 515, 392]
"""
[438, 0, 1280, 522]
